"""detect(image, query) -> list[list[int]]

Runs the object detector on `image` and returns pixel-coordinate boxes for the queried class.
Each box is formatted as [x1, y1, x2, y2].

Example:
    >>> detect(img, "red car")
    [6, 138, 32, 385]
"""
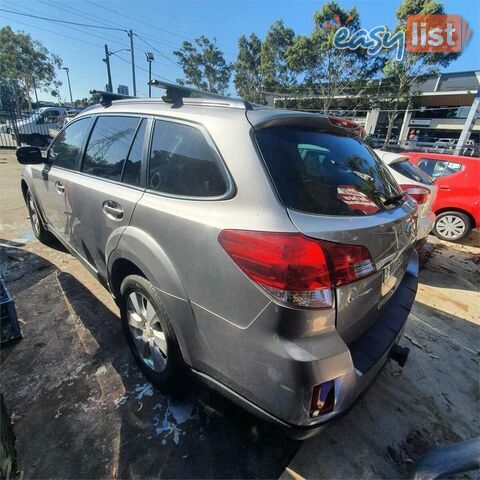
[405, 152, 479, 242]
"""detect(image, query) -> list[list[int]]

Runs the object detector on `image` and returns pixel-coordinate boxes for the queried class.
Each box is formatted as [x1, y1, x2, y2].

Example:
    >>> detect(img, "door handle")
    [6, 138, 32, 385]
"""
[439, 186, 451, 190]
[102, 201, 124, 220]
[55, 181, 65, 194]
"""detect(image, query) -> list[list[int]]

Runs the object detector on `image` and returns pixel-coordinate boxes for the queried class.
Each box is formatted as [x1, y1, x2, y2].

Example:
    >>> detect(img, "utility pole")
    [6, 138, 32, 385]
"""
[128, 30, 136, 96]
[62, 67, 73, 104]
[103, 44, 113, 93]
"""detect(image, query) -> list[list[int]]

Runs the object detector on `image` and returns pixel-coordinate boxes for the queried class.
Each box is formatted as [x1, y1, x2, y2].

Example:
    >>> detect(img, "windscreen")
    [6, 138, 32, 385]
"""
[255, 126, 402, 216]
[391, 160, 435, 185]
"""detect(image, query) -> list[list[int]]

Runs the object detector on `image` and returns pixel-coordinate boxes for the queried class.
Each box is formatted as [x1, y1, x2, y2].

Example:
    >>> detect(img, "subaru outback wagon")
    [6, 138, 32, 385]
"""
[17, 85, 418, 438]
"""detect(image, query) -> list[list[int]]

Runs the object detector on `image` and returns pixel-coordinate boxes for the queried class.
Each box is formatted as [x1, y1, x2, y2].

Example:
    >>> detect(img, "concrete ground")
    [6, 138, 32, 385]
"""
[1, 149, 479, 479]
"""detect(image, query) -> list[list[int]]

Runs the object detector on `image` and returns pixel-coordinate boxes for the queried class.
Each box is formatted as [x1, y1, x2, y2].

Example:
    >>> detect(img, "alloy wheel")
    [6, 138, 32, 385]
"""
[126, 291, 168, 372]
[28, 193, 40, 236]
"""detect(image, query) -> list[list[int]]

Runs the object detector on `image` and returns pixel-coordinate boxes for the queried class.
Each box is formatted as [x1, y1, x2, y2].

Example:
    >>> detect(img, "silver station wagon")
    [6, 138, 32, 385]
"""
[17, 83, 418, 438]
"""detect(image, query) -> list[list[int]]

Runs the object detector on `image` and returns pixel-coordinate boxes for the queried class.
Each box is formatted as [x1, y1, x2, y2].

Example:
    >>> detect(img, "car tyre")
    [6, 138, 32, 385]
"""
[434, 211, 471, 242]
[120, 274, 186, 390]
[26, 189, 53, 243]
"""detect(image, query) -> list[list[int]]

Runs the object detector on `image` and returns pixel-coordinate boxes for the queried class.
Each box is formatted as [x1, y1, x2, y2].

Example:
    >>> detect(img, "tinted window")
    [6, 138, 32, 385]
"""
[256, 126, 401, 216]
[49, 118, 90, 170]
[122, 119, 146, 187]
[391, 160, 434, 185]
[417, 158, 463, 178]
[149, 120, 227, 197]
[82, 116, 139, 181]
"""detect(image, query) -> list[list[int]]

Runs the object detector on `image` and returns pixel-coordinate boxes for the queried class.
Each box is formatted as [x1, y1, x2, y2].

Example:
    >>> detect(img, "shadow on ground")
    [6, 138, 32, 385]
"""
[0, 243, 299, 479]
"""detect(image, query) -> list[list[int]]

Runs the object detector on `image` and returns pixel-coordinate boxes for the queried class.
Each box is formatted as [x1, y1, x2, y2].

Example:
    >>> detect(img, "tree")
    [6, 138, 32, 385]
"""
[234, 33, 263, 103]
[0, 26, 62, 109]
[378, 0, 459, 146]
[259, 20, 296, 99]
[173, 36, 232, 94]
[285, 2, 382, 113]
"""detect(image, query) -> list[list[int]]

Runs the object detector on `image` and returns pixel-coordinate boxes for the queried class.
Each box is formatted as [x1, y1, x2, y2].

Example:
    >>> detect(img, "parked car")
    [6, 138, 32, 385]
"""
[375, 150, 437, 247]
[406, 152, 479, 241]
[17, 86, 419, 438]
[9, 107, 69, 147]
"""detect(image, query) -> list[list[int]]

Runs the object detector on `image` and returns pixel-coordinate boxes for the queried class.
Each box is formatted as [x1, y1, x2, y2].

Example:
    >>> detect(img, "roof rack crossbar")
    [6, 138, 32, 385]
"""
[149, 80, 252, 110]
[90, 89, 133, 107]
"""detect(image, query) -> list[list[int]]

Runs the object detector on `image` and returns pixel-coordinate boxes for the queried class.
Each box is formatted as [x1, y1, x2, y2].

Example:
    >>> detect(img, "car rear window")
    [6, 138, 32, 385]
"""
[255, 126, 402, 216]
[390, 160, 435, 185]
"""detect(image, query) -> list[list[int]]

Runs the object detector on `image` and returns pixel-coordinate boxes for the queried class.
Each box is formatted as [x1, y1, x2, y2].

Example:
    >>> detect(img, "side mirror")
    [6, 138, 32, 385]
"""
[36, 117, 45, 125]
[16, 146, 44, 165]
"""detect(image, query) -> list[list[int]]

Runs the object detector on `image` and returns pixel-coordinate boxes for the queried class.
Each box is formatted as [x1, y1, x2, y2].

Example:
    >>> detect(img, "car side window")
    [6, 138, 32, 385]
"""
[418, 158, 463, 178]
[82, 116, 140, 181]
[148, 119, 227, 197]
[48, 117, 91, 170]
[122, 119, 146, 187]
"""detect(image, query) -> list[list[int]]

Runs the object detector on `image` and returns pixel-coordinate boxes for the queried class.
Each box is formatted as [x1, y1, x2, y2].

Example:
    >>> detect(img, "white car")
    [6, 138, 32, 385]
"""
[375, 150, 437, 246]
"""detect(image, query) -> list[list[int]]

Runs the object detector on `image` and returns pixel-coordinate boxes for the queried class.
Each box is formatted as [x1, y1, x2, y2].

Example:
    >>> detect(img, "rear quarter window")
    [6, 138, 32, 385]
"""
[391, 160, 434, 185]
[417, 158, 463, 178]
[255, 126, 401, 216]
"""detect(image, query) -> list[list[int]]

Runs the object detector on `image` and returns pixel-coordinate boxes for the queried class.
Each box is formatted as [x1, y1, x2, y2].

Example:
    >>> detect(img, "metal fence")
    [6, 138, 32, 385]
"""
[0, 107, 63, 149]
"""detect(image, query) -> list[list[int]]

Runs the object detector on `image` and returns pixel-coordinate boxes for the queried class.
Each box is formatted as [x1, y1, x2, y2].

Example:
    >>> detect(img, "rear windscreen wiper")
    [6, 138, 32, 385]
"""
[384, 192, 406, 206]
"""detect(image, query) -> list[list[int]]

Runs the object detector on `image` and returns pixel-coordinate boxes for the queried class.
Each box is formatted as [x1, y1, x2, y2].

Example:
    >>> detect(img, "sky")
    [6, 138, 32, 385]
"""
[1, 0, 479, 102]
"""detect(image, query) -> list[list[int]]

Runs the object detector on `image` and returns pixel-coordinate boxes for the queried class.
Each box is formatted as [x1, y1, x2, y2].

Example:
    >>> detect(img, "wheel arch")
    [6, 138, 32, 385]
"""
[435, 207, 476, 229]
[107, 226, 194, 365]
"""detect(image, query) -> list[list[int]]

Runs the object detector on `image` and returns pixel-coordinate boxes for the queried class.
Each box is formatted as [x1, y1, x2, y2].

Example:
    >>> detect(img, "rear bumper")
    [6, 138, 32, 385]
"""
[417, 211, 436, 244]
[193, 251, 419, 439]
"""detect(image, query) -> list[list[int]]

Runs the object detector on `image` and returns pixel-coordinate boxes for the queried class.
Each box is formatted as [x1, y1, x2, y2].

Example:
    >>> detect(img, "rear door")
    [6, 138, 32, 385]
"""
[67, 115, 148, 281]
[254, 123, 417, 343]
[413, 156, 465, 209]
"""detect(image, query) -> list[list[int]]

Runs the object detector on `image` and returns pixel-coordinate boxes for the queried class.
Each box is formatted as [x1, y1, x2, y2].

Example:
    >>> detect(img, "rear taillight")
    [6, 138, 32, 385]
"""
[322, 241, 376, 286]
[218, 230, 376, 309]
[399, 184, 430, 205]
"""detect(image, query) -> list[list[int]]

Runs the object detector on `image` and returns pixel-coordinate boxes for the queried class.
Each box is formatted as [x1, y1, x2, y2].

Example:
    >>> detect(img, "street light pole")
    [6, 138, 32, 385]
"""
[103, 44, 113, 93]
[62, 67, 73, 104]
[145, 52, 154, 98]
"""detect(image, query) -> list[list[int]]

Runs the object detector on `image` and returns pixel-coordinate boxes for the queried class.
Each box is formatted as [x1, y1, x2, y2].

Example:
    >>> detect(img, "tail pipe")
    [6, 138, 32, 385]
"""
[390, 344, 410, 367]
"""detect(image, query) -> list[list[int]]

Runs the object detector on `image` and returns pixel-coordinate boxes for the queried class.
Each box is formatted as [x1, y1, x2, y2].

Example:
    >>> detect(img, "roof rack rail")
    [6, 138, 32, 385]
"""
[149, 80, 252, 110]
[90, 90, 133, 107]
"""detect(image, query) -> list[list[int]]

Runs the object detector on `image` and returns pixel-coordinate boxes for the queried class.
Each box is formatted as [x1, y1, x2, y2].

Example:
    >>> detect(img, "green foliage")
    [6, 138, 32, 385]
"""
[284, 2, 383, 112]
[378, 0, 460, 145]
[259, 20, 296, 92]
[0, 26, 62, 108]
[173, 36, 232, 94]
[234, 33, 263, 103]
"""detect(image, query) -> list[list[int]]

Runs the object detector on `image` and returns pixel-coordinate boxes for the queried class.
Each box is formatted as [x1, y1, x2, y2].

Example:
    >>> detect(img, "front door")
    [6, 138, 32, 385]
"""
[68, 115, 148, 281]
[32, 117, 92, 244]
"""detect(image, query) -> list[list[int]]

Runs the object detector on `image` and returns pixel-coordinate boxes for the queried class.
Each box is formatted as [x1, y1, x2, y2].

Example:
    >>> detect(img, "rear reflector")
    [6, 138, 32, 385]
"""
[310, 380, 335, 417]
[218, 230, 376, 308]
[399, 184, 430, 205]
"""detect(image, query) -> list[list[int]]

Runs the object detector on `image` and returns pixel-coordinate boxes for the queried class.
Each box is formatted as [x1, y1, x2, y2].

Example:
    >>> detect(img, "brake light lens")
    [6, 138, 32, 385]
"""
[327, 115, 366, 139]
[399, 184, 430, 205]
[218, 230, 376, 308]
[323, 241, 376, 286]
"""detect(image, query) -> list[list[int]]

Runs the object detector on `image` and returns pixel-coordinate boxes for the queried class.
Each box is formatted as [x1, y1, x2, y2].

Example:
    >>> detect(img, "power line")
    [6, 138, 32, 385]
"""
[0, 13, 103, 49]
[134, 33, 181, 69]
[0, 7, 127, 31]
